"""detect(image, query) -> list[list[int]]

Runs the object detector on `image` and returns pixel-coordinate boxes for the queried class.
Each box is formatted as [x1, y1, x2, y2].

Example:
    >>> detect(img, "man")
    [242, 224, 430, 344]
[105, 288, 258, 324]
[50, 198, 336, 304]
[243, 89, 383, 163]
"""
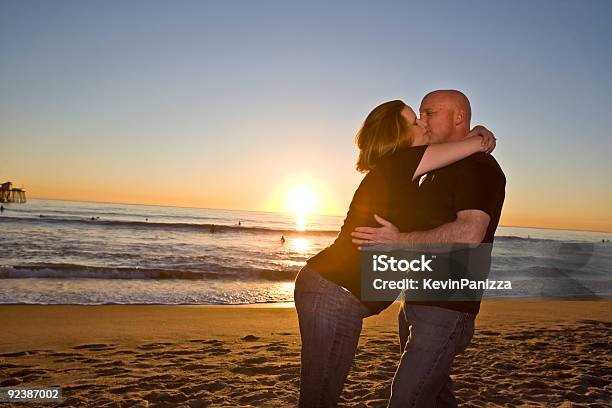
[351, 90, 506, 407]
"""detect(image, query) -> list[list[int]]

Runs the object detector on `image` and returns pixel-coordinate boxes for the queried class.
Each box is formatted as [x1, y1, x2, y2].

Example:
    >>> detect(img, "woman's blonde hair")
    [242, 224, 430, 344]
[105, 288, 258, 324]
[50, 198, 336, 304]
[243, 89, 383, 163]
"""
[355, 100, 413, 173]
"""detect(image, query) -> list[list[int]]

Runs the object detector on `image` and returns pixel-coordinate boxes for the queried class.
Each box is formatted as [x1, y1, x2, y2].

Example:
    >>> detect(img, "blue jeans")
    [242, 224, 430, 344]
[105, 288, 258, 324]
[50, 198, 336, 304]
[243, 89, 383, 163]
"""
[388, 295, 475, 408]
[294, 265, 370, 408]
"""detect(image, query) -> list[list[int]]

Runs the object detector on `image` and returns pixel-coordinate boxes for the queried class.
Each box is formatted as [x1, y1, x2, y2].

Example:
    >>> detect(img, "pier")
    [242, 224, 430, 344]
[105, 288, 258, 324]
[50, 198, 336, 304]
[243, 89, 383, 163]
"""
[0, 181, 26, 203]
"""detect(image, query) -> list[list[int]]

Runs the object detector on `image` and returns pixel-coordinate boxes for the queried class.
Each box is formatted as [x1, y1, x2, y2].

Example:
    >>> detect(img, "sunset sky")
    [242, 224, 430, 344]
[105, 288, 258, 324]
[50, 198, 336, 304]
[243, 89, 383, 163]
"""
[1, 1, 611, 232]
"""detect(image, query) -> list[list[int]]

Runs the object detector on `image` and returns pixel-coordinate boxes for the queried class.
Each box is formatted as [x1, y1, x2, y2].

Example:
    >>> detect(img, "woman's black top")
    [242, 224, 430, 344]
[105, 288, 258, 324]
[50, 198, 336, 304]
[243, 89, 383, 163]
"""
[307, 145, 427, 315]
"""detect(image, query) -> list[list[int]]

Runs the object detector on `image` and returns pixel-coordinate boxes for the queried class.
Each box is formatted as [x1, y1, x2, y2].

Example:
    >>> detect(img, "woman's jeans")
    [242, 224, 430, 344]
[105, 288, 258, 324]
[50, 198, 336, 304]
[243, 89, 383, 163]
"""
[294, 265, 370, 408]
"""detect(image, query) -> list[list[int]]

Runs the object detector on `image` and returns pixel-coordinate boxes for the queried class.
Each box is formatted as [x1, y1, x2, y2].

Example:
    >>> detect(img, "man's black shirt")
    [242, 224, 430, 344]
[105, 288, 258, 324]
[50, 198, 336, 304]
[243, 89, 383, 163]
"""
[409, 152, 506, 314]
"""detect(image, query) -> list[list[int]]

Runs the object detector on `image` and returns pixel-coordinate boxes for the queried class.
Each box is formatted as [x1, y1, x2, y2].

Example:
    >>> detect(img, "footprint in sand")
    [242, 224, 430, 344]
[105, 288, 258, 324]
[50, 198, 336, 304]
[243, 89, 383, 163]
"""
[239, 390, 276, 404]
[72, 343, 115, 351]
[11, 368, 47, 377]
[92, 360, 124, 367]
[276, 373, 295, 381]
[491, 361, 519, 370]
[266, 345, 288, 352]
[241, 356, 268, 364]
[131, 362, 154, 369]
[112, 349, 138, 355]
[579, 374, 609, 388]
[63, 383, 100, 392]
[54, 357, 82, 363]
[138, 343, 170, 350]
[95, 367, 131, 376]
[199, 382, 225, 393]
[478, 330, 500, 336]
[241, 334, 260, 341]
[62, 397, 93, 406]
[206, 347, 232, 356]
[181, 363, 212, 370]
[49, 351, 80, 357]
[0, 351, 30, 357]
[163, 349, 194, 356]
[144, 373, 174, 382]
[230, 365, 270, 375]
[108, 385, 142, 394]
[142, 391, 187, 403]
[191, 339, 224, 345]
[504, 333, 537, 340]
[79, 358, 104, 364]
[0, 378, 22, 387]
[179, 383, 222, 395]
[6, 368, 47, 384]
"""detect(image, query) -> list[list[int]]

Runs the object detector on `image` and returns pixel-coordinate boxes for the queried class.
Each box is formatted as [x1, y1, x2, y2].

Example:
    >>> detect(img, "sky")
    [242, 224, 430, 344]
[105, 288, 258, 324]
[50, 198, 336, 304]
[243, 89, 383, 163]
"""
[1, 0, 611, 232]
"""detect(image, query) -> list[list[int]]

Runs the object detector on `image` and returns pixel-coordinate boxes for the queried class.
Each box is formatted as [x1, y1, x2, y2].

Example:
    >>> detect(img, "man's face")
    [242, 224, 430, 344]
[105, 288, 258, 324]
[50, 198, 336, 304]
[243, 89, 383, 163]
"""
[419, 95, 456, 143]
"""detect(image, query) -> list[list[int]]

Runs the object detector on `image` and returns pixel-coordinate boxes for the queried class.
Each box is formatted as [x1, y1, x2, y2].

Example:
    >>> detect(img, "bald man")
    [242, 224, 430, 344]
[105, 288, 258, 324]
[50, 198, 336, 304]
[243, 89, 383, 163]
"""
[352, 90, 506, 407]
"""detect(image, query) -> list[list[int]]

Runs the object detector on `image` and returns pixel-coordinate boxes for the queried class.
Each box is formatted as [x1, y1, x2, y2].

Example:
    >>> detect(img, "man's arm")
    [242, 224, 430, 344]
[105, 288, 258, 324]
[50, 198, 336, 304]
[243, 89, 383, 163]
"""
[401, 210, 489, 244]
[352, 155, 504, 247]
[351, 210, 490, 247]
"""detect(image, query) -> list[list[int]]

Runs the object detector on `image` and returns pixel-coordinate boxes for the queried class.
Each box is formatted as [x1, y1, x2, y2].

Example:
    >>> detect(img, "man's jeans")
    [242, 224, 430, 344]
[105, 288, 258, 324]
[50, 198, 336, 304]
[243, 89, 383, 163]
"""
[294, 265, 370, 408]
[388, 295, 475, 408]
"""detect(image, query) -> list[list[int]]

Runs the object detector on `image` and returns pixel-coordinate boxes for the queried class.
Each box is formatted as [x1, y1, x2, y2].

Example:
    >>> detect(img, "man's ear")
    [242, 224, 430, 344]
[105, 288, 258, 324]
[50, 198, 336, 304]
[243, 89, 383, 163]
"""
[454, 109, 465, 126]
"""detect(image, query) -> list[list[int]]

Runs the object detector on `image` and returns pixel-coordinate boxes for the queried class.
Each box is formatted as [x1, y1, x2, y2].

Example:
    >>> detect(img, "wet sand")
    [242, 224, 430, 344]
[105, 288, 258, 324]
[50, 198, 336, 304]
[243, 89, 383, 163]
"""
[0, 300, 610, 407]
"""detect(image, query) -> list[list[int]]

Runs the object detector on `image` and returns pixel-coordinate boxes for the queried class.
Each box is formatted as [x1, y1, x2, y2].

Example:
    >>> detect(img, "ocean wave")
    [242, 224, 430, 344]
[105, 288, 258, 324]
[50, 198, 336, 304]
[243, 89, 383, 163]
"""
[0, 263, 298, 281]
[0, 215, 338, 235]
[494, 235, 555, 243]
[0, 300, 293, 305]
[1, 216, 601, 243]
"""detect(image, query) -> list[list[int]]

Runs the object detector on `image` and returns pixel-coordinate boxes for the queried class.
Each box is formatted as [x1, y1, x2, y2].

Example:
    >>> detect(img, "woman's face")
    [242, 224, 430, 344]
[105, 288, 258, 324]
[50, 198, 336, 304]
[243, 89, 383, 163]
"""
[401, 106, 428, 146]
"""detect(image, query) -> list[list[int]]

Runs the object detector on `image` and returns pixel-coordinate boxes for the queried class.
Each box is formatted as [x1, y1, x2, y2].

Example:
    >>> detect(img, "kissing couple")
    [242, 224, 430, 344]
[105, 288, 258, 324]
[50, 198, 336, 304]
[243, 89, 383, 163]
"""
[294, 90, 506, 407]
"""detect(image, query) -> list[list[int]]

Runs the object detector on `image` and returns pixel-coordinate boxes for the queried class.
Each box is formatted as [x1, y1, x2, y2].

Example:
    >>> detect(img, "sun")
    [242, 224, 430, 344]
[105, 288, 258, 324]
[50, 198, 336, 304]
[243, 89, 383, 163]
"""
[286, 184, 320, 231]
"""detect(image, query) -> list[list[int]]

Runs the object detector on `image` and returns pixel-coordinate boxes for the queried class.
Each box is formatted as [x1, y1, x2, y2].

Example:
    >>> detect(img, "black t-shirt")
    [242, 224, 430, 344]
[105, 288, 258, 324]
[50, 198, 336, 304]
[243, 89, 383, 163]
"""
[307, 145, 428, 316]
[409, 152, 506, 314]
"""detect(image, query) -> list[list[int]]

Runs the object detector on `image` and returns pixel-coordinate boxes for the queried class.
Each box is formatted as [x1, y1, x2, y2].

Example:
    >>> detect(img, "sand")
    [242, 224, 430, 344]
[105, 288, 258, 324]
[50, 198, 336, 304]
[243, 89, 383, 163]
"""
[0, 300, 610, 407]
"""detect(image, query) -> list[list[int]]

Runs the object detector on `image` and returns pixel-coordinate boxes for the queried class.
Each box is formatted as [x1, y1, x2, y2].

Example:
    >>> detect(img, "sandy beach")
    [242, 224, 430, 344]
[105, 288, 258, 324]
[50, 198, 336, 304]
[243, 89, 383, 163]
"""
[0, 300, 610, 407]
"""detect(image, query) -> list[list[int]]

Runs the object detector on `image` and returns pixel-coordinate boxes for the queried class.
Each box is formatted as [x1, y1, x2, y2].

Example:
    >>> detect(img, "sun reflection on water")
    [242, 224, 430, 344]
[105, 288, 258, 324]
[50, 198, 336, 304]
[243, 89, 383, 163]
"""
[291, 237, 311, 253]
[280, 280, 295, 296]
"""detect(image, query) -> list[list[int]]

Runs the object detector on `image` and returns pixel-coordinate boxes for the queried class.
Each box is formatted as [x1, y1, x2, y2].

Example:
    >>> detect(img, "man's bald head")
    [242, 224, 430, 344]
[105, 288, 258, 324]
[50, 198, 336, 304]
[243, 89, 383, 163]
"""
[420, 90, 472, 143]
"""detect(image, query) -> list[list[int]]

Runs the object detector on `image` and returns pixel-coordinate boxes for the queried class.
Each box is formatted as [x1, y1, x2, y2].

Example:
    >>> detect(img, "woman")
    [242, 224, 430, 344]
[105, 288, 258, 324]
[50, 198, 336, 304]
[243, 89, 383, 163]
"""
[294, 100, 495, 407]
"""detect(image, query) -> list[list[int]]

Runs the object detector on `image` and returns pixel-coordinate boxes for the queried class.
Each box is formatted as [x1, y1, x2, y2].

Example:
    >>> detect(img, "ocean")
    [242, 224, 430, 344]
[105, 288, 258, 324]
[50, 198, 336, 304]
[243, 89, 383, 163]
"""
[1, 199, 610, 304]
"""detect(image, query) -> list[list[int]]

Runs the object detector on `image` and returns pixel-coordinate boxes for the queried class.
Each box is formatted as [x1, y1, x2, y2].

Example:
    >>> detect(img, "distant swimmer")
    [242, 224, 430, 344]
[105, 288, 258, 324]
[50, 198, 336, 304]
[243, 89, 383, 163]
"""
[280, 235, 286, 244]
[210, 224, 216, 233]
[238, 221, 242, 226]
[0, 205, 3, 212]
[39, 214, 43, 218]
[146, 218, 149, 222]
[91, 217, 95, 221]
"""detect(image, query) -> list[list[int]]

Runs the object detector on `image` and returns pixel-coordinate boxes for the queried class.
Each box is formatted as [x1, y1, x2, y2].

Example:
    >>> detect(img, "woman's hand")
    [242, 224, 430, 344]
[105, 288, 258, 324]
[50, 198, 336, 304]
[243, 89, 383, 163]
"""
[468, 125, 496, 154]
